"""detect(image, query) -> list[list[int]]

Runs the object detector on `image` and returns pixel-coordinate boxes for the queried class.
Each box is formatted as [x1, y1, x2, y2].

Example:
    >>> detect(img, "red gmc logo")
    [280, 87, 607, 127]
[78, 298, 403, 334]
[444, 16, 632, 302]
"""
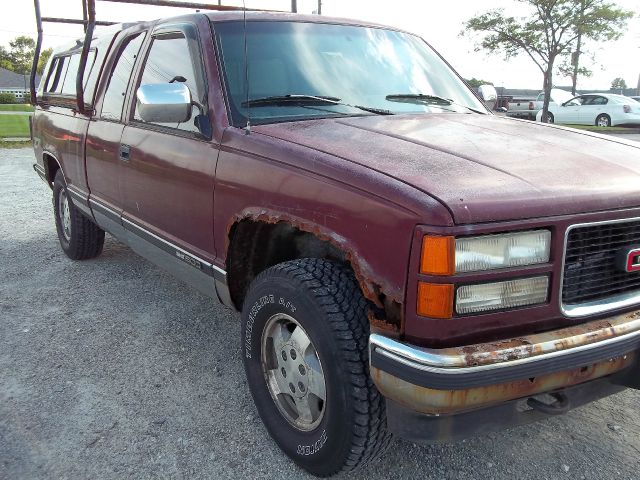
[625, 248, 640, 272]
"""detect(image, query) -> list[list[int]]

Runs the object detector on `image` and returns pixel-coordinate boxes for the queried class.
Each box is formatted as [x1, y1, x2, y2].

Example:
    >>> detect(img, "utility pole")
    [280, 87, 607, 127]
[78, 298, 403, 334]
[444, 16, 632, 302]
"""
[291, 0, 296, 13]
[571, 0, 585, 96]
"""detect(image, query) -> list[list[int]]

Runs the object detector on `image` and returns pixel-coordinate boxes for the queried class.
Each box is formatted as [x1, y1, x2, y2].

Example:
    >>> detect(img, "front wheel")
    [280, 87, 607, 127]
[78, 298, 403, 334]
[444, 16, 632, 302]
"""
[241, 259, 391, 476]
[543, 112, 554, 123]
[596, 114, 611, 127]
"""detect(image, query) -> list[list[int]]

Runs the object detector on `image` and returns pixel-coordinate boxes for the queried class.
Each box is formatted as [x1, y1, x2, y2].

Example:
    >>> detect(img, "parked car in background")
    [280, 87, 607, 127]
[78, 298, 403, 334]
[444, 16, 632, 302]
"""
[536, 93, 640, 126]
[507, 88, 573, 120]
[631, 96, 640, 102]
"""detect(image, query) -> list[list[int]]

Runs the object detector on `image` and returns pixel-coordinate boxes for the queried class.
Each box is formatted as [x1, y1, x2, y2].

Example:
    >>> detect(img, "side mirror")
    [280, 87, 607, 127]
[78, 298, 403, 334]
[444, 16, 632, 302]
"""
[136, 83, 192, 123]
[478, 84, 497, 102]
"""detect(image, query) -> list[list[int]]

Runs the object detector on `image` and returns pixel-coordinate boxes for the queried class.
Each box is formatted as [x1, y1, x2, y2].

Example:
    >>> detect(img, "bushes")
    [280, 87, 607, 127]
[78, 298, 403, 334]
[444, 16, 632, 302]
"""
[0, 92, 17, 104]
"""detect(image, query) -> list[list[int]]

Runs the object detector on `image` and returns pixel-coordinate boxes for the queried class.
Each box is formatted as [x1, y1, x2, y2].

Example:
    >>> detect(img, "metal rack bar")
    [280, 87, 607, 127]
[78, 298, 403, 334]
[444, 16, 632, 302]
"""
[30, 0, 286, 109]
[75, 0, 95, 111]
[41, 17, 116, 26]
[97, 0, 274, 12]
[30, 0, 43, 105]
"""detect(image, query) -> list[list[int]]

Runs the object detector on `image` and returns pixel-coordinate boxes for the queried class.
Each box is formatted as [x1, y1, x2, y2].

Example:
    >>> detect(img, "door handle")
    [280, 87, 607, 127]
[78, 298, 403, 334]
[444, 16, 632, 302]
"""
[119, 144, 130, 161]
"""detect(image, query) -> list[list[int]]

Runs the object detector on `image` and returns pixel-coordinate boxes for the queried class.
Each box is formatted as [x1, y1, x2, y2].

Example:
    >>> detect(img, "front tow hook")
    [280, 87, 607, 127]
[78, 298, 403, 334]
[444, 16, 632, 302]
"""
[527, 392, 571, 415]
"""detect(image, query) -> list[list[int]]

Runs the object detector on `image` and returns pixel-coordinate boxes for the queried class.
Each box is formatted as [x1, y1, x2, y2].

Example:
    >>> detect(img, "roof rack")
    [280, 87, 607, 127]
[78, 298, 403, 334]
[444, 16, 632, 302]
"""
[30, 0, 288, 110]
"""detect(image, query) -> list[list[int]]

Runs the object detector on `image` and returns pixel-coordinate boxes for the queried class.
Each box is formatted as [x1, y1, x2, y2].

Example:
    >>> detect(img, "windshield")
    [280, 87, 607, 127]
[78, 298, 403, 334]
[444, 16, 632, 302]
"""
[214, 21, 488, 126]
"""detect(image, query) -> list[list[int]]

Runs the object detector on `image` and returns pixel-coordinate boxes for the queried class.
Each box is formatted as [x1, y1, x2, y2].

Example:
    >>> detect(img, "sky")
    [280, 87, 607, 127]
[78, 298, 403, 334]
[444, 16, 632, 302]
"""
[1, 0, 639, 91]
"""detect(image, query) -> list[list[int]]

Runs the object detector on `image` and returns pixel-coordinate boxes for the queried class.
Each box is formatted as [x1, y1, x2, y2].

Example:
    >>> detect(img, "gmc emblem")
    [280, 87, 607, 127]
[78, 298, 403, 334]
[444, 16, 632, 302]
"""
[617, 247, 640, 273]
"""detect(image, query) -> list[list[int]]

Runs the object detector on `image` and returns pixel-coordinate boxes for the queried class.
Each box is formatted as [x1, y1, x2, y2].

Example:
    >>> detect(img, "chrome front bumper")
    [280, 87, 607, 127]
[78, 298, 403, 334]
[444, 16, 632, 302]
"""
[369, 311, 640, 414]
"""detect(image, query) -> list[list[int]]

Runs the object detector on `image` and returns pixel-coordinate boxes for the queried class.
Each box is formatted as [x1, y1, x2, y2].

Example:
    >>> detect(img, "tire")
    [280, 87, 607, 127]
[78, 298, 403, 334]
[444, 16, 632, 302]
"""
[53, 170, 105, 260]
[596, 114, 611, 127]
[544, 112, 554, 123]
[241, 259, 391, 476]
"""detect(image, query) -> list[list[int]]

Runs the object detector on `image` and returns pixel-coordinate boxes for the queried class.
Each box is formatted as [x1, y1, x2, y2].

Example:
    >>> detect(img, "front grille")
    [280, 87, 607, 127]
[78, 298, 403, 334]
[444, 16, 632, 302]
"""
[563, 219, 640, 307]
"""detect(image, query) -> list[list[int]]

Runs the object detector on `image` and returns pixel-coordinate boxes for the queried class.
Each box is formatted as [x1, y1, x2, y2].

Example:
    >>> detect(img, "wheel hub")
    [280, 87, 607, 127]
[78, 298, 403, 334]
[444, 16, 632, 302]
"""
[276, 341, 309, 399]
[261, 313, 326, 431]
[58, 191, 71, 241]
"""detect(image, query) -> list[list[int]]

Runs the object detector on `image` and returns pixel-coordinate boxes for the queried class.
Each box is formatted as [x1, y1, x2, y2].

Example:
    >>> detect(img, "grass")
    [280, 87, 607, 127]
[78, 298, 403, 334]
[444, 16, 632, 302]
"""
[0, 104, 34, 112]
[0, 115, 30, 138]
[0, 139, 31, 149]
[564, 124, 640, 134]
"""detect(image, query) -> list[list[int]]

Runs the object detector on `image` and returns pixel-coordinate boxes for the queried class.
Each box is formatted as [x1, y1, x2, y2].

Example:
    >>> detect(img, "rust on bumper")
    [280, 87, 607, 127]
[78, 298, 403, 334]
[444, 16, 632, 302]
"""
[372, 353, 635, 415]
[369, 310, 640, 415]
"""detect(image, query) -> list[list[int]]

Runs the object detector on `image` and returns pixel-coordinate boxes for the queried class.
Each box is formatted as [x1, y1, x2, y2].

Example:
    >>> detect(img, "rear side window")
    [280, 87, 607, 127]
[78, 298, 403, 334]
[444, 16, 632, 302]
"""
[47, 56, 69, 94]
[133, 32, 203, 133]
[44, 57, 62, 92]
[61, 54, 81, 95]
[44, 50, 97, 97]
[101, 33, 145, 121]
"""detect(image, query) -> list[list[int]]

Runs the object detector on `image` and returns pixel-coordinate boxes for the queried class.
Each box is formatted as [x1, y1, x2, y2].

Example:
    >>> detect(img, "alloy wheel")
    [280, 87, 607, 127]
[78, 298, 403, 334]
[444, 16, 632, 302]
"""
[261, 313, 327, 431]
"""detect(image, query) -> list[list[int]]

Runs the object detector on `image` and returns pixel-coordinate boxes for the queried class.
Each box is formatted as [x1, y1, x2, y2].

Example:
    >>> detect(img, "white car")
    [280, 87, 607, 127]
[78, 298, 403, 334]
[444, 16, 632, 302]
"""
[535, 93, 640, 127]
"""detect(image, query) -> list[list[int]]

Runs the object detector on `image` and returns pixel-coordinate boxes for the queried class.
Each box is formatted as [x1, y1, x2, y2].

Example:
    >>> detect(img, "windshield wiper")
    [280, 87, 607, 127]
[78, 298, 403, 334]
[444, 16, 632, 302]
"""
[385, 93, 486, 114]
[242, 94, 393, 116]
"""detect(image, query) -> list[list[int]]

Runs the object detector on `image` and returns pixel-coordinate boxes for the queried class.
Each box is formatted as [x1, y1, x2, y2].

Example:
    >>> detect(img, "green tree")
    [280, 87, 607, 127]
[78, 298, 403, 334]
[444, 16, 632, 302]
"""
[0, 45, 12, 71]
[611, 77, 627, 91]
[464, 77, 494, 88]
[8, 36, 36, 74]
[37, 48, 52, 75]
[463, 1, 633, 123]
[557, 56, 593, 88]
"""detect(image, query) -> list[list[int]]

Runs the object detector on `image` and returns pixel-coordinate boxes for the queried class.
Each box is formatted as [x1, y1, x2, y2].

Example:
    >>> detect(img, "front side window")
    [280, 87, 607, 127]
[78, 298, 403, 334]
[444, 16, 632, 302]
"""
[214, 21, 488, 126]
[101, 33, 145, 121]
[133, 32, 204, 133]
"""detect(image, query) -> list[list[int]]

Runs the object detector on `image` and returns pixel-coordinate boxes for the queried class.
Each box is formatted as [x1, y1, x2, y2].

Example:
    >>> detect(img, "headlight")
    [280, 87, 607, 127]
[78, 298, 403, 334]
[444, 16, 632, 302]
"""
[420, 230, 551, 275]
[455, 230, 551, 273]
[456, 276, 549, 315]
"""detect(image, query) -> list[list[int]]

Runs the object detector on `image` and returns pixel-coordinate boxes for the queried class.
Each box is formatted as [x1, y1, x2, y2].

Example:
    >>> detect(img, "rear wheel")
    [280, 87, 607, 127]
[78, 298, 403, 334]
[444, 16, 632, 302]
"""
[596, 114, 611, 127]
[543, 112, 554, 123]
[53, 170, 105, 260]
[241, 259, 391, 476]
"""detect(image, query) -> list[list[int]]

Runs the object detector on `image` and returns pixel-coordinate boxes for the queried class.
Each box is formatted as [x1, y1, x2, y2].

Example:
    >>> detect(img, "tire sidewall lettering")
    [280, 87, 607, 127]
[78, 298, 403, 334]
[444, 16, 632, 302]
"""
[245, 294, 275, 359]
[296, 429, 328, 456]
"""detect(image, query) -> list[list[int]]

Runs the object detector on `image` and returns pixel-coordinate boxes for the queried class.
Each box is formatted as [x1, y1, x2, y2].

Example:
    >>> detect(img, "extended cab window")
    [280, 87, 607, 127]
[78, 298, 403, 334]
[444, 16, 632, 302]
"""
[101, 33, 145, 121]
[44, 51, 97, 97]
[46, 56, 69, 94]
[44, 57, 63, 93]
[133, 32, 203, 133]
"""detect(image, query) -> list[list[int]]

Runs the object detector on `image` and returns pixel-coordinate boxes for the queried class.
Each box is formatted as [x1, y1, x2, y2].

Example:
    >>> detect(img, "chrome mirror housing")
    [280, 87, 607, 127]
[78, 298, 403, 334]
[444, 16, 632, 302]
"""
[136, 83, 192, 123]
[478, 84, 497, 102]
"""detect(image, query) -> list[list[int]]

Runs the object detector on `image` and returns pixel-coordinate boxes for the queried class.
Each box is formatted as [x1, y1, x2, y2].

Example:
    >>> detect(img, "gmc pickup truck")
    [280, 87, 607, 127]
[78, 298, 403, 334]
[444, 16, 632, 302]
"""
[31, 9, 640, 477]
[507, 88, 573, 120]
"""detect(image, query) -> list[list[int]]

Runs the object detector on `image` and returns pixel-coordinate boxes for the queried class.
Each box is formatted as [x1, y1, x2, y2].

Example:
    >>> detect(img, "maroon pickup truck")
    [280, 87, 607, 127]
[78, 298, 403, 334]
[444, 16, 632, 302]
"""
[31, 9, 640, 477]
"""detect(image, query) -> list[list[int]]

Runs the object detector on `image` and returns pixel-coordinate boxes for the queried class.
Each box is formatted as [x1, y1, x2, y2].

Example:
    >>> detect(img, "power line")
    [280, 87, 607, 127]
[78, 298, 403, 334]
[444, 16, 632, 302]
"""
[0, 28, 80, 39]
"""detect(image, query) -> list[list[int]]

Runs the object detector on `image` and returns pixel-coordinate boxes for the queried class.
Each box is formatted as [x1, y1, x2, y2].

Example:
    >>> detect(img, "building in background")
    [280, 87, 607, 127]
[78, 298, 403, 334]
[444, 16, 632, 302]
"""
[0, 67, 41, 103]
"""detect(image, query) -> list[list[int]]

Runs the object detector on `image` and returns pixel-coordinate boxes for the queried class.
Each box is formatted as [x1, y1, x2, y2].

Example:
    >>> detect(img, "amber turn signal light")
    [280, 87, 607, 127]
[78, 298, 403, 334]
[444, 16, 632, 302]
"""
[420, 235, 455, 275]
[417, 282, 454, 319]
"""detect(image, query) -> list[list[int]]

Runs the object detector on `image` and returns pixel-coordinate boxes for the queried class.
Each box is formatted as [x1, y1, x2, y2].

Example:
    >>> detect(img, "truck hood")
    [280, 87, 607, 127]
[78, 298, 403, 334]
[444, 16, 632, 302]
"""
[254, 114, 640, 224]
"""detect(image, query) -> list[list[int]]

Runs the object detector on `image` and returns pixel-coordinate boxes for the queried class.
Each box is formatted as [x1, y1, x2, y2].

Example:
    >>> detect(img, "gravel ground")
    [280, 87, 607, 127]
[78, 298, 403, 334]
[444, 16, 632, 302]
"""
[2, 147, 640, 480]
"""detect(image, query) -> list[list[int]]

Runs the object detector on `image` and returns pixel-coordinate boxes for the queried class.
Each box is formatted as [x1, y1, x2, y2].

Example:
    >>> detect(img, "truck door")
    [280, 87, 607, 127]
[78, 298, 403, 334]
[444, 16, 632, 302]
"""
[118, 22, 219, 294]
[86, 31, 146, 236]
